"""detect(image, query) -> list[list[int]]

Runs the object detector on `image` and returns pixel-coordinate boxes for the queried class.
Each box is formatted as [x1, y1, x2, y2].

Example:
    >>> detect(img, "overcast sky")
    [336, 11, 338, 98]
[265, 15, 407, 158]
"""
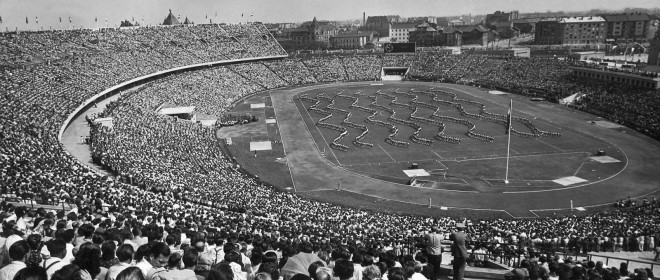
[0, 0, 658, 30]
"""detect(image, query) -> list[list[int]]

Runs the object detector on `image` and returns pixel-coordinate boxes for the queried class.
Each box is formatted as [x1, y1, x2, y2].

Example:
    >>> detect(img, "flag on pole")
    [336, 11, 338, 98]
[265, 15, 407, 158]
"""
[505, 99, 512, 135]
[504, 99, 513, 184]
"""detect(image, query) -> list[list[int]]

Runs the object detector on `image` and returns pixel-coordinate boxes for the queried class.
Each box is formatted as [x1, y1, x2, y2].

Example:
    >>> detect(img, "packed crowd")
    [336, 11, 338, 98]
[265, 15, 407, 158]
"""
[2, 25, 660, 280]
[0, 201, 658, 280]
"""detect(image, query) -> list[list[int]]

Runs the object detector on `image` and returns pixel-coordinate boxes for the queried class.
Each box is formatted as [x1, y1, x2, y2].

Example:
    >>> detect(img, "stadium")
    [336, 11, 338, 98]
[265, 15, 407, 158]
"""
[1, 5, 660, 280]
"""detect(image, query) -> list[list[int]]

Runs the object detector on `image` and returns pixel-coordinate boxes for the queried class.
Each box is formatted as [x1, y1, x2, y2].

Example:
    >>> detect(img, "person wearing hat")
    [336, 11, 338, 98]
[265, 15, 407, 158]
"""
[450, 223, 468, 280]
[425, 226, 444, 280]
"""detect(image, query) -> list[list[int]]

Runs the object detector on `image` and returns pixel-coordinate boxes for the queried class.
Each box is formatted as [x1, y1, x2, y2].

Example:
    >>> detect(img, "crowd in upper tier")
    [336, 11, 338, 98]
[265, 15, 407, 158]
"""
[1, 25, 660, 280]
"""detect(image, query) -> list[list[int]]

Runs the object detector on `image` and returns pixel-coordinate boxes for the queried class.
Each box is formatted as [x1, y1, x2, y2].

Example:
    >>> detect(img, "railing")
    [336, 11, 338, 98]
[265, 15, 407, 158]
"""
[1, 196, 73, 211]
[562, 252, 657, 272]
[466, 252, 521, 268]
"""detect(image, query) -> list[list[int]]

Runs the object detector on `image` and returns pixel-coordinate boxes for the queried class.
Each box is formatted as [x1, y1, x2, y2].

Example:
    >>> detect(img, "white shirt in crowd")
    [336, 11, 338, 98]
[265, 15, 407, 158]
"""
[42, 257, 67, 280]
[0, 260, 26, 280]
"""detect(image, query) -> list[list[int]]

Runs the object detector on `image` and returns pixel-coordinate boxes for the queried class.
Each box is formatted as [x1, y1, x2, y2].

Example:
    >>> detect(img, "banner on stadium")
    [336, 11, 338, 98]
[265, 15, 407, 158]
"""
[383, 43, 416, 53]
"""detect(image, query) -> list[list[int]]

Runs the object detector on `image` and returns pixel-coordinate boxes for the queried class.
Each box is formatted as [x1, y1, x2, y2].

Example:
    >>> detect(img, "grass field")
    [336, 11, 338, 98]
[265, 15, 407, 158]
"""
[294, 84, 626, 192]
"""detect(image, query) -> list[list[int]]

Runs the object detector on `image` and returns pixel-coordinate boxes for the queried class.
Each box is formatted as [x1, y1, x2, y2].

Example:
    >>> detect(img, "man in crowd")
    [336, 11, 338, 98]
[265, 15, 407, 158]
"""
[333, 259, 355, 280]
[0, 240, 29, 280]
[425, 226, 444, 280]
[147, 242, 171, 279]
[42, 239, 68, 280]
[450, 223, 468, 280]
[106, 244, 135, 280]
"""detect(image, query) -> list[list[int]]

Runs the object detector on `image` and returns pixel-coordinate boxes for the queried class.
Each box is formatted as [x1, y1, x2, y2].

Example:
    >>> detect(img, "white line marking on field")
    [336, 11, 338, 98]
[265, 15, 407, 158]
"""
[536, 138, 564, 152]
[379, 144, 396, 162]
[573, 162, 585, 176]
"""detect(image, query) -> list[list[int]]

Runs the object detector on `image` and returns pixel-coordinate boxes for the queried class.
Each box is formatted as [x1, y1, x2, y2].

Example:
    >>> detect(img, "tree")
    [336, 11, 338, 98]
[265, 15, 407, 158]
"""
[120, 20, 139, 27]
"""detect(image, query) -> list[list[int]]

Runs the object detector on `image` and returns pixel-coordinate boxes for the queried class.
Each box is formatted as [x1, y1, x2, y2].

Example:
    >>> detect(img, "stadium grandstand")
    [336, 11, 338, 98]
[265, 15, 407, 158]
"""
[0, 20, 659, 280]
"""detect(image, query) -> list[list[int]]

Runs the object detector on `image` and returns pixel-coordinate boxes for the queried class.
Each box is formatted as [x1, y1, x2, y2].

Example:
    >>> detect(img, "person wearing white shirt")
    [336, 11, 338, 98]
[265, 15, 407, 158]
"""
[0, 240, 29, 280]
[130, 228, 148, 248]
[404, 261, 428, 280]
[134, 244, 153, 278]
[61, 229, 76, 263]
[106, 244, 134, 280]
[4, 232, 23, 258]
[42, 239, 68, 280]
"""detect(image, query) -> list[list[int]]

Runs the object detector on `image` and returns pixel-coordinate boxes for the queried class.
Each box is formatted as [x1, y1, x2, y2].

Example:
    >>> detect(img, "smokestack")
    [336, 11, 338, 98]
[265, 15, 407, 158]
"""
[363, 12, 366, 26]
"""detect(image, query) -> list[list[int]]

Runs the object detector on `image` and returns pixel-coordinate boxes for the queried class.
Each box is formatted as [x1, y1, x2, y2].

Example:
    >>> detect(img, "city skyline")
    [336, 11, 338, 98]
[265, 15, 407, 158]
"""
[0, 0, 659, 30]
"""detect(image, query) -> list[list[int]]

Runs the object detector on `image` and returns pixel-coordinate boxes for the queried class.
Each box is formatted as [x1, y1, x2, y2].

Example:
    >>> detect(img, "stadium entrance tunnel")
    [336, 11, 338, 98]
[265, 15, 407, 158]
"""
[381, 67, 410, 81]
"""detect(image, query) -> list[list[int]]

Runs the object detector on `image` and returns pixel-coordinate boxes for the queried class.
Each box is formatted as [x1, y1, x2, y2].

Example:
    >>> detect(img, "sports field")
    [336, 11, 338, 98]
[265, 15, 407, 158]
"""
[220, 81, 660, 218]
[294, 84, 625, 191]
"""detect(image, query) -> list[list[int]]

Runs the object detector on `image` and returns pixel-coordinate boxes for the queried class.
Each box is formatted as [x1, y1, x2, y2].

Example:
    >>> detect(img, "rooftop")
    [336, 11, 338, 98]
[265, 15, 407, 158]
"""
[162, 9, 181, 26]
[601, 13, 650, 22]
[443, 25, 489, 34]
[391, 23, 418, 29]
[511, 18, 540, 24]
[560, 16, 606, 23]
[333, 31, 373, 38]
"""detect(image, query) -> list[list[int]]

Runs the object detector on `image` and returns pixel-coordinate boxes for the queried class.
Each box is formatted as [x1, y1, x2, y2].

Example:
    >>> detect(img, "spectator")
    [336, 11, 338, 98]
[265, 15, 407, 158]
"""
[0, 240, 29, 280]
[71, 242, 105, 280]
[147, 242, 171, 279]
[106, 244, 135, 280]
[153, 252, 196, 280]
[116, 267, 146, 280]
[42, 239, 68, 280]
[334, 259, 354, 280]
[210, 263, 235, 280]
[12, 266, 48, 280]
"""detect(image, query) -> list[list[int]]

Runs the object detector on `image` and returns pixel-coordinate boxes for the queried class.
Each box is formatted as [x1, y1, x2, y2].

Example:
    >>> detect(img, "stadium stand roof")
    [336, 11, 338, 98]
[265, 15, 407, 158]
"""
[159, 106, 195, 115]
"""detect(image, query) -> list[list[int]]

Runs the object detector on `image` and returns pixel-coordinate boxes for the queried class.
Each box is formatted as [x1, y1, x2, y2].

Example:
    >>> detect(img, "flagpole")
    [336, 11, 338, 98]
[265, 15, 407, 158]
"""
[505, 99, 512, 184]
